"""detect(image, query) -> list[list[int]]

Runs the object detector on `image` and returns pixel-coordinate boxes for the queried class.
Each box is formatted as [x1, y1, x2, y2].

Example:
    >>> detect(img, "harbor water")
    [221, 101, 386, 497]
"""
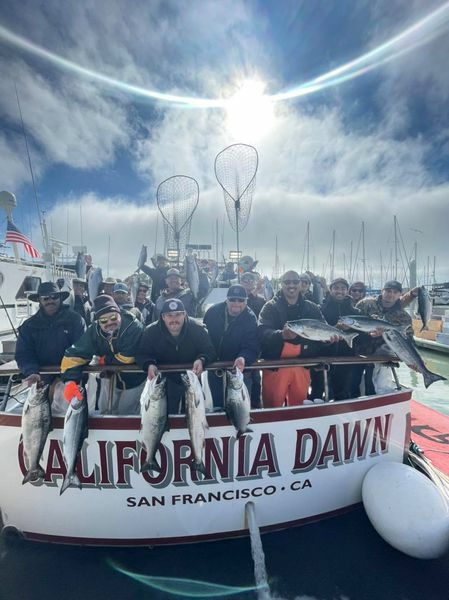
[1, 352, 449, 600]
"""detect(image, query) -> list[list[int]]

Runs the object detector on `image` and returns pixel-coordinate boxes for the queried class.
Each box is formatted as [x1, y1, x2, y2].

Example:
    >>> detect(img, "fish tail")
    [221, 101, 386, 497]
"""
[423, 370, 447, 389]
[192, 460, 206, 476]
[22, 466, 45, 485]
[420, 325, 429, 332]
[236, 427, 253, 438]
[344, 332, 359, 349]
[140, 460, 161, 474]
[60, 472, 81, 495]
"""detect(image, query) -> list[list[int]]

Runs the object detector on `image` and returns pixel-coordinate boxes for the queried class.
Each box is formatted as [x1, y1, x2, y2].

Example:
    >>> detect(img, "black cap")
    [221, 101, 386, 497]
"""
[28, 281, 70, 303]
[93, 295, 121, 319]
[161, 298, 186, 314]
[227, 284, 247, 300]
[383, 280, 402, 292]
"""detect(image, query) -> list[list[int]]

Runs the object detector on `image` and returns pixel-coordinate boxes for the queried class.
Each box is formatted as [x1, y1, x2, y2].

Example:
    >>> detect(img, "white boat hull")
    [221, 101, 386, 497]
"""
[0, 390, 411, 545]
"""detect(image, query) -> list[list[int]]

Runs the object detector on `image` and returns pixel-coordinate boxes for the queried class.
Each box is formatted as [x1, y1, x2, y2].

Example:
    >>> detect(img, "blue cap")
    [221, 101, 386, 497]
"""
[161, 298, 186, 314]
[113, 282, 129, 294]
[227, 284, 247, 300]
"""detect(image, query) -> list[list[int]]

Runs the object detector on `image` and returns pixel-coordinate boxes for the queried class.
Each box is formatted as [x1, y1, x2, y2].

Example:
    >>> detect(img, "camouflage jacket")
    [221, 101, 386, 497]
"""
[355, 295, 413, 355]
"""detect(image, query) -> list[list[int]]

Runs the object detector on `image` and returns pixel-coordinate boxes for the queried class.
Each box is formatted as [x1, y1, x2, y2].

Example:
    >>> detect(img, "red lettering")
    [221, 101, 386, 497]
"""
[205, 437, 231, 480]
[343, 419, 372, 460]
[116, 441, 138, 485]
[370, 414, 393, 455]
[249, 433, 278, 476]
[44, 439, 66, 481]
[292, 428, 319, 471]
[317, 425, 340, 467]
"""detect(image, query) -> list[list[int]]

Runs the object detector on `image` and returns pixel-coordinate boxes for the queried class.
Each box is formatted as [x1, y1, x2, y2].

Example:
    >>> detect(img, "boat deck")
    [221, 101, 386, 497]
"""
[411, 400, 449, 476]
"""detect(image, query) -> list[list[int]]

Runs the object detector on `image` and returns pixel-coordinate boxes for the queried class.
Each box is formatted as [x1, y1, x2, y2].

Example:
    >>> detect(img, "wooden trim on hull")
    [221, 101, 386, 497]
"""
[21, 503, 361, 547]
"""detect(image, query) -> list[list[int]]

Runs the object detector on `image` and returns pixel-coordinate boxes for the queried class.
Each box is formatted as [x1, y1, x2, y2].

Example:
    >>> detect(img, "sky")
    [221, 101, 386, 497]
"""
[0, 0, 449, 287]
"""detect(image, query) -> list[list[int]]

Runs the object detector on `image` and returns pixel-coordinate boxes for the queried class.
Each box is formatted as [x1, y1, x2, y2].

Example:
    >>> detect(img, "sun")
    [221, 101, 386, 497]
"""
[225, 79, 275, 141]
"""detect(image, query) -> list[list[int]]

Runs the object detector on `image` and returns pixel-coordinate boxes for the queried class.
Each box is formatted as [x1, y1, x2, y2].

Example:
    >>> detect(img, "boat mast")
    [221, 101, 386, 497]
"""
[362, 221, 366, 283]
[306, 221, 310, 271]
[394, 215, 398, 280]
[15, 85, 47, 255]
[330, 230, 335, 281]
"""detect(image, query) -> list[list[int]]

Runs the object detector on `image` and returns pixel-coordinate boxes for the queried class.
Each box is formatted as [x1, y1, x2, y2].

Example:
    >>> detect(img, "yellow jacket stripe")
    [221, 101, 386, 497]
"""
[114, 353, 135, 364]
[61, 356, 90, 373]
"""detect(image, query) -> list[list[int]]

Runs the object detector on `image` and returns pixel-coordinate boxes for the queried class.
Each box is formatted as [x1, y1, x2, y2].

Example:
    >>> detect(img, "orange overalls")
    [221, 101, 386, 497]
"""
[262, 342, 310, 408]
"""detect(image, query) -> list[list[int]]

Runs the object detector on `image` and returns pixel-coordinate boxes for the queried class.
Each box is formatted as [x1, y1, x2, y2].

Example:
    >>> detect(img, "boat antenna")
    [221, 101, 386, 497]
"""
[214, 144, 258, 282]
[156, 176, 199, 268]
[14, 83, 46, 251]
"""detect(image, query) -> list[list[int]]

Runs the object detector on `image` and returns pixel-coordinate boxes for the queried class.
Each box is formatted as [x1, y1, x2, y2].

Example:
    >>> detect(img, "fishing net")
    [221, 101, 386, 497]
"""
[214, 144, 258, 233]
[156, 176, 199, 262]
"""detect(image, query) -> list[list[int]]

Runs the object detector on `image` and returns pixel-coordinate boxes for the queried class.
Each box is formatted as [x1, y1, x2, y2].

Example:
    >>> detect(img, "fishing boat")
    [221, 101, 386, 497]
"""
[0, 356, 413, 546]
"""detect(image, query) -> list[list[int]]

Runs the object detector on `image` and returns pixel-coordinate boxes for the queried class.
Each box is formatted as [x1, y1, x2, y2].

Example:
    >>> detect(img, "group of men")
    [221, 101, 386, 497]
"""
[15, 262, 417, 415]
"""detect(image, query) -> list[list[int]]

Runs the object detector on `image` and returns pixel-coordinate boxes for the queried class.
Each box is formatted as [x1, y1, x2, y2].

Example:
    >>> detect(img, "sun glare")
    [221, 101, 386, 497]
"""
[225, 80, 275, 141]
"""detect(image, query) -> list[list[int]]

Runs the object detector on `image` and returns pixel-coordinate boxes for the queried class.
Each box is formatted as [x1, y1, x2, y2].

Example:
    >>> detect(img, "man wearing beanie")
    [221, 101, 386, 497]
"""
[61, 294, 145, 414]
[136, 298, 215, 414]
[321, 277, 361, 401]
[203, 284, 259, 409]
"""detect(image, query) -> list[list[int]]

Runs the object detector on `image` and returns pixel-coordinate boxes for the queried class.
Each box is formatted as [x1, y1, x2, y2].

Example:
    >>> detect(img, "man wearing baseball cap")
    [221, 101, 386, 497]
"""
[154, 268, 196, 319]
[355, 279, 412, 393]
[203, 284, 259, 409]
[137, 297, 215, 414]
[61, 295, 145, 414]
[139, 254, 170, 303]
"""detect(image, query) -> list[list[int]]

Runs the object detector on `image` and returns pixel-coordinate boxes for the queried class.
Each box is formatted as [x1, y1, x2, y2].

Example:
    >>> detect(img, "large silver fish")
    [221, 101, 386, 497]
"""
[75, 252, 86, 279]
[137, 245, 147, 270]
[182, 370, 208, 475]
[140, 375, 168, 473]
[225, 370, 252, 438]
[60, 389, 88, 495]
[263, 276, 274, 301]
[338, 315, 409, 336]
[87, 266, 103, 302]
[287, 319, 359, 348]
[128, 273, 141, 304]
[382, 329, 447, 389]
[185, 253, 200, 299]
[21, 383, 51, 484]
[417, 286, 432, 332]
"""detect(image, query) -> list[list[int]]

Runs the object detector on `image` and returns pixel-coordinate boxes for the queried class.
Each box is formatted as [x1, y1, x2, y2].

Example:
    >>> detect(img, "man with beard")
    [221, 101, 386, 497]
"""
[134, 282, 155, 326]
[72, 278, 91, 325]
[15, 281, 85, 411]
[154, 268, 196, 318]
[61, 295, 145, 414]
[137, 298, 216, 414]
[258, 270, 335, 407]
[321, 278, 361, 401]
[203, 284, 259, 410]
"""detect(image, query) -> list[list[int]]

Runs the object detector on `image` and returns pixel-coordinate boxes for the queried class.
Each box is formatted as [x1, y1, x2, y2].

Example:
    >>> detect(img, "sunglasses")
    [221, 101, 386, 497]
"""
[98, 314, 120, 324]
[228, 298, 246, 303]
[40, 293, 60, 301]
[282, 280, 301, 286]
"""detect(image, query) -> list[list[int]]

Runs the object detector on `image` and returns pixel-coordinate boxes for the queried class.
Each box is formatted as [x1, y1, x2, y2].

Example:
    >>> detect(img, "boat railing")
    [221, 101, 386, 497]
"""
[0, 355, 401, 413]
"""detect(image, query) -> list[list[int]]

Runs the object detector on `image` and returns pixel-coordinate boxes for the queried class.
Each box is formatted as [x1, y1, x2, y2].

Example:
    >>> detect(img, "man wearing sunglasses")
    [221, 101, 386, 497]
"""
[258, 270, 327, 407]
[61, 295, 146, 414]
[15, 281, 85, 395]
[203, 285, 259, 409]
[137, 298, 215, 414]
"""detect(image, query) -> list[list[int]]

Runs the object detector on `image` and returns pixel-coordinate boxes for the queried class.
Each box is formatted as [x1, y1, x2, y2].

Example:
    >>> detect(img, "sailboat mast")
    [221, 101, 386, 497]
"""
[394, 215, 398, 280]
[362, 221, 366, 283]
[306, 221, 310, 271]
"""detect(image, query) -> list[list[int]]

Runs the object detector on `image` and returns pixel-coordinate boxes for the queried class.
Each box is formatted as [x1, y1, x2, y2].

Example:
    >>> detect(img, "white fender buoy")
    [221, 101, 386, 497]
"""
[362, 462, 449, 559]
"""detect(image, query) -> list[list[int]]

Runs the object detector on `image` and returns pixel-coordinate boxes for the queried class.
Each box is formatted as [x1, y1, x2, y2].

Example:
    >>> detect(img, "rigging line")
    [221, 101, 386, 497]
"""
[14, 83, 46, 247]
[350, 224, 362, 282]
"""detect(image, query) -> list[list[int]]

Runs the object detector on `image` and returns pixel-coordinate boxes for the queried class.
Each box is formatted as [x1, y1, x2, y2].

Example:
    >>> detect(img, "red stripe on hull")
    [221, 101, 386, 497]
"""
[411, 400, 449, 477]
[0, 390, 412, 430]
[21, 503, 361, 546]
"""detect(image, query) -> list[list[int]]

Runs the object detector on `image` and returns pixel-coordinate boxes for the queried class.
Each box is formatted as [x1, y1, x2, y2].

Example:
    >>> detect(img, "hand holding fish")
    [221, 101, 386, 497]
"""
[24, 373, 41, 387]
[282, 325, 298, 340]
[192, 359, 204, 376]
[63, 381, 83, 403]
[147, 365, 159, 380]
[335, 322, 351, 331]
[233, 357, 245, 372]
[370, 327, 385, 338]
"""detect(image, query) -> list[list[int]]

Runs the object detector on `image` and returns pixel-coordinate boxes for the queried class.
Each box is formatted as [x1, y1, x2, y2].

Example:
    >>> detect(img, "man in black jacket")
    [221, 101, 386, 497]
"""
[140, 254, 169, 302]
[136, 298, 216, 414]
[15, 281, 85, 410]
[258, 271, 325, 407]
[203, 284, 259, 409]
[321, 277, 361, 400]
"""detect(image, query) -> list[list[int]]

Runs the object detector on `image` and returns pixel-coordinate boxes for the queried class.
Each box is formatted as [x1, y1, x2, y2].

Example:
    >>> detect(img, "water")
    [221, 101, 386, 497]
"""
[1, 352, 449, 600]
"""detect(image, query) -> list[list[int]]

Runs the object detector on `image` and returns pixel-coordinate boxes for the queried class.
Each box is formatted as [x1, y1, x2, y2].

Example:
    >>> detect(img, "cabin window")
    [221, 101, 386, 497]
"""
[15, 276, 41, 300]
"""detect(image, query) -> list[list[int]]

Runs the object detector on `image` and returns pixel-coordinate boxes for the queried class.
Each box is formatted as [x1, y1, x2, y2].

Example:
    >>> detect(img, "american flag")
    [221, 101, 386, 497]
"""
[5, 219, 41, 259]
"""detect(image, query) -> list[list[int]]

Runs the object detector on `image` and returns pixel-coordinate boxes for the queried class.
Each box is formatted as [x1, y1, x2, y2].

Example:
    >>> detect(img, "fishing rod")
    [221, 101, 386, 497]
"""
[0, 293, 18, 338]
